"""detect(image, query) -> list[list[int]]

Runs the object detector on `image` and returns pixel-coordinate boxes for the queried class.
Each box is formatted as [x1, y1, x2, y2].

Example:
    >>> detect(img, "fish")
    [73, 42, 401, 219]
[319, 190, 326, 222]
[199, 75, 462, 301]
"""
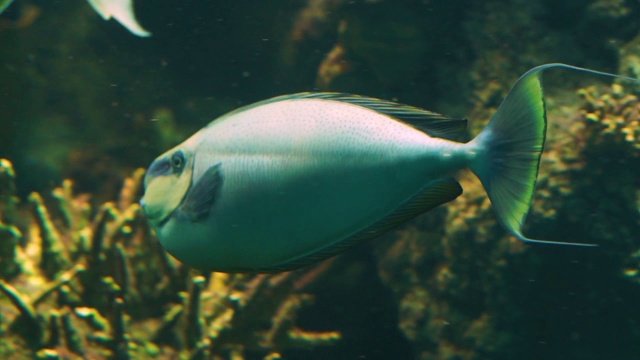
[86, 0, 150, 37]
[0, 0, 150, 37]
[140, 63, 636, 273]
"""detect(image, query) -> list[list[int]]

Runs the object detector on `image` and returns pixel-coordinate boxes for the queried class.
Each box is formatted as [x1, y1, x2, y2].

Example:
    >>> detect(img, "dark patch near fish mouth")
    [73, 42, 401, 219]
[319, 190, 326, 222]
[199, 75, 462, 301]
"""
[140, 199, 171, 228]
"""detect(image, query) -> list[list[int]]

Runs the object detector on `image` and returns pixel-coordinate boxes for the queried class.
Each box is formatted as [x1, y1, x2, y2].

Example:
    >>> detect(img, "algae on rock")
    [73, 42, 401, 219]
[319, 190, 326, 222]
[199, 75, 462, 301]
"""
[374, 78, 640, 359]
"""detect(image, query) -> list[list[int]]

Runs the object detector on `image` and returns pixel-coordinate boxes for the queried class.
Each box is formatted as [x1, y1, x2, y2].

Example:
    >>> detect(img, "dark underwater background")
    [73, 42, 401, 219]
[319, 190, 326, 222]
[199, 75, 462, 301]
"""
[1, 0, 640, 359]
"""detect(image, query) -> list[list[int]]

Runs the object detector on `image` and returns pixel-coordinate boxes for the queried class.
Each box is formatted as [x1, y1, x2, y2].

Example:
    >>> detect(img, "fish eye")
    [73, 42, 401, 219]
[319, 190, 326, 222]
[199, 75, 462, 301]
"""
[171, 151, 185, 172]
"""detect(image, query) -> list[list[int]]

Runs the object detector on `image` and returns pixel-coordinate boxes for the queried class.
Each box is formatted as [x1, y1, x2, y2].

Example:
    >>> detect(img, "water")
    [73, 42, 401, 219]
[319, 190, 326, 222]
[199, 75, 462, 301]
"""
[0, 1, 639, 359]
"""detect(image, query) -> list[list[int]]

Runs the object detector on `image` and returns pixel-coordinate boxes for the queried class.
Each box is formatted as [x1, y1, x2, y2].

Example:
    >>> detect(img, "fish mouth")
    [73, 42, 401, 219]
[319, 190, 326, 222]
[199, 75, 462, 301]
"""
[140, 199, 170, 229]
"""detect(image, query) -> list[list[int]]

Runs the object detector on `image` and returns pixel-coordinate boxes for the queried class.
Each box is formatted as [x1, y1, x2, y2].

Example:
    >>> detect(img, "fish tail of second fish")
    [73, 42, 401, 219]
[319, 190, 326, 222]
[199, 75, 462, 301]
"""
[466, 63, 638, 247]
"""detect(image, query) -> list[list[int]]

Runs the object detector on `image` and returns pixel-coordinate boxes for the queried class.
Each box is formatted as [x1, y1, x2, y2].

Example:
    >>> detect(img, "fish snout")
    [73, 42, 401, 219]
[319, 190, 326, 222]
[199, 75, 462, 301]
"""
[139, 198, 159, 224]
[139, 199, 151, 217]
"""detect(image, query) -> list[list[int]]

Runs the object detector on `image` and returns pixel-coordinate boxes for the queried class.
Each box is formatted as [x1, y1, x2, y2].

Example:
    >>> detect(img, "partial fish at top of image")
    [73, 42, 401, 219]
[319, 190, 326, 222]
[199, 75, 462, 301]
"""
[0, 0, 150, 36]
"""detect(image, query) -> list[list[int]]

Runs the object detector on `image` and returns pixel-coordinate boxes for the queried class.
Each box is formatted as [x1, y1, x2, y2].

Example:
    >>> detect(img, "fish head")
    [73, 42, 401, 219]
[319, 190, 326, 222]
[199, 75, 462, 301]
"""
[141, 146, 194, 228]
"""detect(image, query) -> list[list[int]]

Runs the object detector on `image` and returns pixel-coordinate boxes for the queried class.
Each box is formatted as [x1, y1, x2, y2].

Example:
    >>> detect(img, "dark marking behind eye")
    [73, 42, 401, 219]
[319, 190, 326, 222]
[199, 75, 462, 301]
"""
[147, 158, 171, 178]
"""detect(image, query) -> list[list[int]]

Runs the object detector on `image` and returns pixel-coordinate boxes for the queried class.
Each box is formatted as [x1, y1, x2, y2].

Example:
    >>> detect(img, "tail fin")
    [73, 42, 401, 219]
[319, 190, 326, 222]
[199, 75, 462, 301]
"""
[469, 63, 638, 246]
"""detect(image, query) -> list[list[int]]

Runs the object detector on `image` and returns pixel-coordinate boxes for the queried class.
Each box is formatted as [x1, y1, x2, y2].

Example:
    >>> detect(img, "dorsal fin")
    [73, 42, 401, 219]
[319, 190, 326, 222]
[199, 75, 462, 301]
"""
[224, 93, 468, 141]
[264, 177, 463, 273]
[283, 93, 468, 141]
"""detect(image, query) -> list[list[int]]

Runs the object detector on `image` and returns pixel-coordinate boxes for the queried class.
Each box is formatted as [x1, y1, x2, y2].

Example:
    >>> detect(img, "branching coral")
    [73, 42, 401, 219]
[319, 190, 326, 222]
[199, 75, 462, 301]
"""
[0, 159, 340, 359]
[0, 159, 21, 279]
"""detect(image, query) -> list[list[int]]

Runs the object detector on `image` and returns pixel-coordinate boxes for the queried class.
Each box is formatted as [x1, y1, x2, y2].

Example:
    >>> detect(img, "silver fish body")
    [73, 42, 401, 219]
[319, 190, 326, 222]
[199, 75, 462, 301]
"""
[142, 64, 630, 273]
[153, 97, 469, 272]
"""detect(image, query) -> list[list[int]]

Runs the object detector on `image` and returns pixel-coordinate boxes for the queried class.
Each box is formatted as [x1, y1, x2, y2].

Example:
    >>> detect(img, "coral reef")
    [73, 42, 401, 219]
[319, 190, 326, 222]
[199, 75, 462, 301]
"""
[578, 83, 640, 152]
[283, 0, 470, 105]
[3, 1, 640, 359]
[374, 79, 640, 359]
[531, 82, 640, 248]
[0, 160, 340, 359]
[0, 159, 20, 280]
[312, 2, 429, 92]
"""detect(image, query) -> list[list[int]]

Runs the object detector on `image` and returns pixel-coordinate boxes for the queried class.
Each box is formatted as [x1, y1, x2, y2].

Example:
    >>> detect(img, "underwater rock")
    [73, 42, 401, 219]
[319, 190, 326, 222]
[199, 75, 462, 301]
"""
[0, 160, 341, 359]
[374, 79, 640, 359]
[618, 32, 640, 91]
[314, 2, 428, 90]
[531, 82, 640, 248]
[282, 0, 472, 105]
[577, 83, 640, 153]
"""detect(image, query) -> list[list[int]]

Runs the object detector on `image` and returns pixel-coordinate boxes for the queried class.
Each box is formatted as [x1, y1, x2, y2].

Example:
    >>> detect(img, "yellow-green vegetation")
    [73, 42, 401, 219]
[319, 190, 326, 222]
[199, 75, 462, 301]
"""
[0, 159, 340, 359]
[575, 84, 640, 284]
[374, 80, 640, 359]
[533, 82, 640, 246]
[0, 159, 20, 279]
[578, 83, 640, 152]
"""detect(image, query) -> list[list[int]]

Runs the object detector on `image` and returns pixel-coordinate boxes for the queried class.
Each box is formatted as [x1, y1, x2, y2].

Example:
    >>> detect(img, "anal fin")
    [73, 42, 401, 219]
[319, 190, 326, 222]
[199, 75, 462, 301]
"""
[267, 177, 462, 272]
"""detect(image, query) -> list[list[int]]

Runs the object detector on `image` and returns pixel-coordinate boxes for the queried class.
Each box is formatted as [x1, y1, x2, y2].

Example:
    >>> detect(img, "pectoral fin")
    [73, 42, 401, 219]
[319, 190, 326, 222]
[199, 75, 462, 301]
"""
[177, 163, 223, 222]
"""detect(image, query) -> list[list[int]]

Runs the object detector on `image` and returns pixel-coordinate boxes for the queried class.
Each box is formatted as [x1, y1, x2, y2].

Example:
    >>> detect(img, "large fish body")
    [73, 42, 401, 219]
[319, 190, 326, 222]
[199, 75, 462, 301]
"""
[147, 95, 469, 272]
[141, 64, 628, 273]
